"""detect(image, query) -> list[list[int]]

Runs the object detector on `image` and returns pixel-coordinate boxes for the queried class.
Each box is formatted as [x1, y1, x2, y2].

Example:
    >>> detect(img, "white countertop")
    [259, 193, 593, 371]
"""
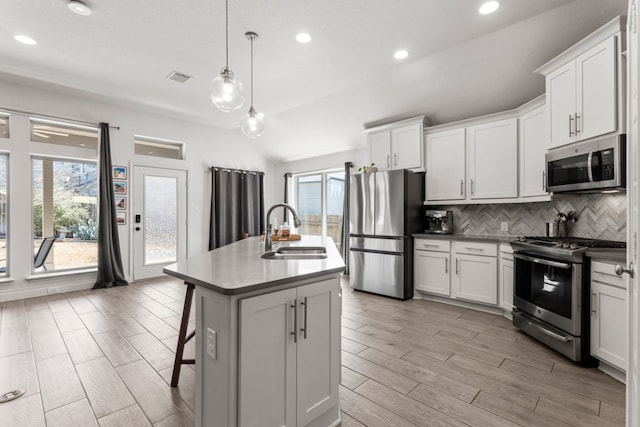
[163, 235, 345, 295]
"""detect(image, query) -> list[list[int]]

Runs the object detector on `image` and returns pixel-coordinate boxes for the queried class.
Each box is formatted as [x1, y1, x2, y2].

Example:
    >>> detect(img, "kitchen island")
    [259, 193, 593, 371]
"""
[163, 236, 345, 427]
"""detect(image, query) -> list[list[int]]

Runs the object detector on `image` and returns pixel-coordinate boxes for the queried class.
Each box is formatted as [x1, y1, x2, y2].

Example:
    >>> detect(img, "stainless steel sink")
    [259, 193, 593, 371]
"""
[261, 246, 327, 260]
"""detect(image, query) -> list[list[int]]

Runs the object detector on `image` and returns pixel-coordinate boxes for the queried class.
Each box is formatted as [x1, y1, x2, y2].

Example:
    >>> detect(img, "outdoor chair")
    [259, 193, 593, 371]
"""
[0, 237, 56, 273]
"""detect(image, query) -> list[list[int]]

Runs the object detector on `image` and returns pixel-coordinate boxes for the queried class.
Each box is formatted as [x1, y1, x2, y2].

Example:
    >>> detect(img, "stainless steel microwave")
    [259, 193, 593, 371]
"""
[546, 134, 626, 193]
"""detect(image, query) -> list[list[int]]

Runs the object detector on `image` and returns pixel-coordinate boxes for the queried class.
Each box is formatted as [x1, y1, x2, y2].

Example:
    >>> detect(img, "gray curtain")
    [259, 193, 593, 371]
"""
[342, 162, 353, 274]
[93, 123, 128, 289]
[209, 167, 264, 250]
[283, 173, 292, 225]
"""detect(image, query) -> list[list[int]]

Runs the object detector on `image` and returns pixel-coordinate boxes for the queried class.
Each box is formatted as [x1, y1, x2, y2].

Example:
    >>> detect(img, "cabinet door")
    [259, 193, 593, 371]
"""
[546, 62, 576, 148]
[591, 281, 627, 370]
[466, 118, 518, 199]
[414, 250, 450, 296]
[369, 130, 391, 170]
[576, 36, 617, 141]
[498, 256, 514, 312]
[425, 128, 466, 201]
[239, 288, 297, 427]
[391, 123, 423, 170]
[453, 253, 497, 305]
[296, 279, 340, 425]
[519, 106, 549, 198]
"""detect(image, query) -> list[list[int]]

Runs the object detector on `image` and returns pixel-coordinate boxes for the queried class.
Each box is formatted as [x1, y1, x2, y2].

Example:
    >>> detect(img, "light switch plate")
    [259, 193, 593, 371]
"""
[207, 328, 217, 360]
[501, 221, 509, 232]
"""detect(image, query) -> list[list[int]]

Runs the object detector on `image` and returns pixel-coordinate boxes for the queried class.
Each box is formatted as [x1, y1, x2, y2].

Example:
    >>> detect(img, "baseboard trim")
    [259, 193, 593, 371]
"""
[414, 291, 505, 316]
[0, 280, 94, 302]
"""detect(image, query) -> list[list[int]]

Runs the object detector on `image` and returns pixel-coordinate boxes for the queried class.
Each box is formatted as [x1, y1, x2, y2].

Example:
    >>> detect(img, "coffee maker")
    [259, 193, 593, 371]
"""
[425, 210, 453, 234]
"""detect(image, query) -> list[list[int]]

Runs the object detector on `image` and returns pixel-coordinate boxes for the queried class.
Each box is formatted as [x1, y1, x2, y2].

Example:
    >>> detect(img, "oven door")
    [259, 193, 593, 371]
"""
[513, 252, 582, 336]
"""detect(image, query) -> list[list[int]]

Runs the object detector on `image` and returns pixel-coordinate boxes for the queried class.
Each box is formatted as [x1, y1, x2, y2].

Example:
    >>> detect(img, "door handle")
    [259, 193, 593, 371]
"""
[300, 297, 308, 339]
[470, 179, 475, 195]
[591, 291, 597, 315]
[615, 263, 635, 278]
[569, 115, 574, 137]
[290, 299, 297, 343]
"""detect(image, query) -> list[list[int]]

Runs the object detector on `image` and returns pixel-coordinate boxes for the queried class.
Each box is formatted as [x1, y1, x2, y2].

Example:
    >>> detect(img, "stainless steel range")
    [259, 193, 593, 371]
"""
[510, 236, 625, 364]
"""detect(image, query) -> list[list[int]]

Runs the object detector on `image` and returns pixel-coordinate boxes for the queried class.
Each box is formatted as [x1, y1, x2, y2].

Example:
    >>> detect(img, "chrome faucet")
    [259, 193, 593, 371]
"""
[264, 203, 302, 252]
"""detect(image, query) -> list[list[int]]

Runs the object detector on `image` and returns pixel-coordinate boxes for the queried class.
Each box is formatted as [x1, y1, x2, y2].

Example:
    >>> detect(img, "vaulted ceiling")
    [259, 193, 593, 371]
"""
[1, 0, 629, 162]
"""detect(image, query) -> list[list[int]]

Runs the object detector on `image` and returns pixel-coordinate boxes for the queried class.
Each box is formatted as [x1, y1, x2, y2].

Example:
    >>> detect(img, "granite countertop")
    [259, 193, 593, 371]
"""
[413, 232, 517, 244]
[163, 235, 345, 295]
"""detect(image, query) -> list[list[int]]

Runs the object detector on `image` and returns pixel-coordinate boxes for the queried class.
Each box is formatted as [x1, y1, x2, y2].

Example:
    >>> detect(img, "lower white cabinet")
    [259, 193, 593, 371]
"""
[239, 278, 340, 427]
[414, 239, 451, 296]
[453, 252, 498, 305]
[590, 260, 627, 371]
[498, 244, 514, 312]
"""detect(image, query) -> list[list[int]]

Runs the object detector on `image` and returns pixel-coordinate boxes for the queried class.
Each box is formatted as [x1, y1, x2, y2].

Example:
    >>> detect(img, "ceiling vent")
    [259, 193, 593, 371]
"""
[167, 71, 192, 83]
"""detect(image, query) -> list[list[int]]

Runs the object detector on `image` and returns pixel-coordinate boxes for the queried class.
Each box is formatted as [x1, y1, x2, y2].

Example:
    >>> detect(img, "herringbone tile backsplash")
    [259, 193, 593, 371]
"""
[438, 193, 626, 241]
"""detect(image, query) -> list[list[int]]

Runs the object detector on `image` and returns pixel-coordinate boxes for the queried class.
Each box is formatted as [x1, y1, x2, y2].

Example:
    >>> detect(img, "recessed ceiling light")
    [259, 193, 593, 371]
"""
[479, 1, 500, 15]
[296, 33, 312, 43]
[14, 35, 37, 45]
[394, 50, 409, 60]
[68, 0, 92, 16]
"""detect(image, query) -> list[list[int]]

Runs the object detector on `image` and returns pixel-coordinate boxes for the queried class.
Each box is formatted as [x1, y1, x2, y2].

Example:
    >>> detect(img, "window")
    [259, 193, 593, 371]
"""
[134, 135, 185, 160]
[32, 158, 98, 272]
[0, 114, 8, 138]
[0, 154, 8, 275]
[31, 120, 98, 150]
[292, 169, 345, 251]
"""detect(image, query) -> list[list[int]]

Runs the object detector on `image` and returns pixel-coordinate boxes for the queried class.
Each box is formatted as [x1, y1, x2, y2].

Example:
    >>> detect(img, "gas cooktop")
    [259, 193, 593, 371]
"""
[511, 236, 626, 262]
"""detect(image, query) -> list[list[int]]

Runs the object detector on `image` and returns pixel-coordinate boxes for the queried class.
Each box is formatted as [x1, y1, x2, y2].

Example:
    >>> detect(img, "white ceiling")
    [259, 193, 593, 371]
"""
[0, 0, 629, 163]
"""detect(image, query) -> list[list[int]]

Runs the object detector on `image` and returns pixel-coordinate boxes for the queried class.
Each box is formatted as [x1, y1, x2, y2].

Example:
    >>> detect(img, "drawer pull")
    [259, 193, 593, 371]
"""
[465, 247, 484, 252]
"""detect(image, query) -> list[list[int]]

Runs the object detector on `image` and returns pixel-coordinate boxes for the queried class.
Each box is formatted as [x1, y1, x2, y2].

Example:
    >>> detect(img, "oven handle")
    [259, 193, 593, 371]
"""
[523, 318, 573, 343]
[513, 253, 571, 269]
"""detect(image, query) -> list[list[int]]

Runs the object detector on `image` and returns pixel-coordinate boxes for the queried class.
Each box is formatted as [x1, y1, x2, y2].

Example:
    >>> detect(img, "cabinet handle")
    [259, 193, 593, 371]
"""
[394, 153, 398, 166]
[456, 258, 459, 275]
[569, 115, 574, 137]
[464, 247, 484, 252]
[471, 179, 475, 195]
[290, 299, 297, 343]
[575, 113, 580, 134]
[591, 292, 597, 315]
[542, 171, 546, 191]
[386, 154, 390, 168]
[460, 180, 464, 196]
[300, 297, 308, 339]
[445, 258, 448, 274]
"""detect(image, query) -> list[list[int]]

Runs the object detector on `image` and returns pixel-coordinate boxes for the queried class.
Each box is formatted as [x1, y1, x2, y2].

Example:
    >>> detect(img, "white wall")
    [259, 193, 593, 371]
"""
[0, 77, 273, 301]
[271, 147, 368, 226]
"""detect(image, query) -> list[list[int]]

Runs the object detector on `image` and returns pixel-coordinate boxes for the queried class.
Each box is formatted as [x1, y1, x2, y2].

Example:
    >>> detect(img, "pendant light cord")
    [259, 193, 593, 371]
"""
[250, 35, 254, 106]
[225, 0, 229, 67]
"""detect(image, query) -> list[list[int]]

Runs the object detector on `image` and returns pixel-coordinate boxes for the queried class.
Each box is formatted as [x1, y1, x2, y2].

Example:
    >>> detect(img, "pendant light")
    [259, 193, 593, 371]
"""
[210, 0, 244, 112]
[240, 31, 265, 139]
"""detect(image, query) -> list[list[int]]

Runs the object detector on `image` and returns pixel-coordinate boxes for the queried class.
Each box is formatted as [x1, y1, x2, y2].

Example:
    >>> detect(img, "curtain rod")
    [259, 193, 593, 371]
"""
[0, 106, 120, 130]
[211, 166, 264, 175]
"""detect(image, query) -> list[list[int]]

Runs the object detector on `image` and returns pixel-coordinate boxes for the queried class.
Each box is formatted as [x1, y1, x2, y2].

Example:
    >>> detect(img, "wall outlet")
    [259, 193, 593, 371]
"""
[47, 287, 59, 294]
[501, 221, 509, 232]
[206, 328, 217, 360]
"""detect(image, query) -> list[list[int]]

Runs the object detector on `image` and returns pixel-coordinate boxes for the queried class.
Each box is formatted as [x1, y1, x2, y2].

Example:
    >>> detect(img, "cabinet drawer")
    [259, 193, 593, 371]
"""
[454, 241, 497, 257]
[591, 260, 627, 290]
[415, 238, 450, 252]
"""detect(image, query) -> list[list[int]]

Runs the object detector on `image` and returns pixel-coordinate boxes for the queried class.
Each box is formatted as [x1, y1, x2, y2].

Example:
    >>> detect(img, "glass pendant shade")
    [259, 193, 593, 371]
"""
[210, 67, 244, 112]
[241, 107, 265, 139]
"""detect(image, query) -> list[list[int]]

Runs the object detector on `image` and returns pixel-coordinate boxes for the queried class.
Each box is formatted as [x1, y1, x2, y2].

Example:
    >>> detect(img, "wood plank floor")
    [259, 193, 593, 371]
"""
[0, 276, 625, 426]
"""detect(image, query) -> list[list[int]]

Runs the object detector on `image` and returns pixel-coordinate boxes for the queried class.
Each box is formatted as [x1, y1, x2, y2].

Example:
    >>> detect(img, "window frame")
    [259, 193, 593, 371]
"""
[134, 135, 186, 160]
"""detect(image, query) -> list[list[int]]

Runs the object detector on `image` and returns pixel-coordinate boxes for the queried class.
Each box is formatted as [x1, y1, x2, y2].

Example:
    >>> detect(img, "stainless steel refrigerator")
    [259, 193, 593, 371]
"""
[349, 169, 424, 300]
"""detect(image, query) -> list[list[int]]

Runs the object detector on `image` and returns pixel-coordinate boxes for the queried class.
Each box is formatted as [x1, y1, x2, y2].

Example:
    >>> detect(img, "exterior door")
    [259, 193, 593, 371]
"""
[133, 166, 187, 279]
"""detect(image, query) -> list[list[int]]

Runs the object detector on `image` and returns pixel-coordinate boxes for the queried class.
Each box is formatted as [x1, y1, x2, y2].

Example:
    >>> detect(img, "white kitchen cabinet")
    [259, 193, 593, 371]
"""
[519, 102, 549, 198]
[452, 241, 498, 305]
[536, 18, 624, 149]
[425, 128, 466, 201]
[239, 278, 340, 426]
[466, 118, 518, 199]
[366, 116, 426, 171]
[414, 238, 451, 296]
[590, 260, 627, 371]
[498, 244, 514, 312]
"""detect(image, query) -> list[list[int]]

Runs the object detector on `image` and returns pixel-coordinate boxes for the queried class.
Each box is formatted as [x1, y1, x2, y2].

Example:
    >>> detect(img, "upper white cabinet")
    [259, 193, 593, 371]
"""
[425, 114, 518, 203]
[425, 128, 466, 200]
[518, 97, 550, 200]
[536, 17, 625, 149]
[466, 118, 518, 199]
[366, 116, 427, 171]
